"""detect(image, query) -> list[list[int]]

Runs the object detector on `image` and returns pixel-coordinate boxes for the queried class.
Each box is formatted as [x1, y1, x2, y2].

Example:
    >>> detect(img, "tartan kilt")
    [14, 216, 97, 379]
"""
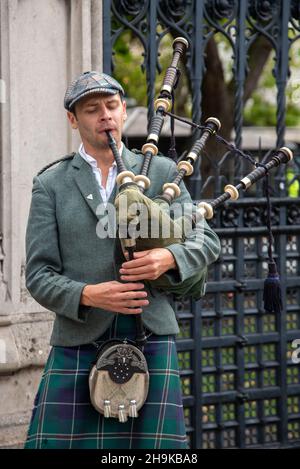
[24, 314, 188, 449]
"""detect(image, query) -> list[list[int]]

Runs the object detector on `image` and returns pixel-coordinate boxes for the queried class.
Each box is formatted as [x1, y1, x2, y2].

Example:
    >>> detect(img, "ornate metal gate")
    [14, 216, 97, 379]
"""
[103, 0, 300, 448]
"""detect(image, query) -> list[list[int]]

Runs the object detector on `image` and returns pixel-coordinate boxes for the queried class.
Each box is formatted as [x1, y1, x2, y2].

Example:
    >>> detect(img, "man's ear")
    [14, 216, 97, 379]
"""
[67, 111, 78, 129]
[122, 100, 127, 121]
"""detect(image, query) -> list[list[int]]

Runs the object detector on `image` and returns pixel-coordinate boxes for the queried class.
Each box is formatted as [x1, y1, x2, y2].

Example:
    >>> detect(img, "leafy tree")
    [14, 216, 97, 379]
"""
[114, 31, 300, 130]
[113, 29, 300, 191]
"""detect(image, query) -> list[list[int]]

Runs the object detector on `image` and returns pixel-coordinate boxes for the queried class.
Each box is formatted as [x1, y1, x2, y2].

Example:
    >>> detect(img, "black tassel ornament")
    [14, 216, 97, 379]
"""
[263, 170, 282, 314]
[263, 260, 282, 314]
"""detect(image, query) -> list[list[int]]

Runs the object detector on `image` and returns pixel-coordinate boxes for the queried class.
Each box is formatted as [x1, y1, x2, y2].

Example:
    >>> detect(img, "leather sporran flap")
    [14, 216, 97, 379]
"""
[89, 339, 149, 422]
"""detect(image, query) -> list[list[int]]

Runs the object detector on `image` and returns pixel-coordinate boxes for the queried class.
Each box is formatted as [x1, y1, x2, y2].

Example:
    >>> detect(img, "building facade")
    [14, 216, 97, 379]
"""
[0, 0, 103, 448]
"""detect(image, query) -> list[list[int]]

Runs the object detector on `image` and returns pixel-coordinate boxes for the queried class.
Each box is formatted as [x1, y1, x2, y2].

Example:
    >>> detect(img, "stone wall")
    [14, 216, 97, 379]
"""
[0, 0, 103, 448]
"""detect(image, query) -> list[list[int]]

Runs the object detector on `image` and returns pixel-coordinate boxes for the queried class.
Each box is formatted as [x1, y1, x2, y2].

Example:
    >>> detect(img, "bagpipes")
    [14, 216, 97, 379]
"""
[89, 37, 293, 422]
[108, 36, 292, 307]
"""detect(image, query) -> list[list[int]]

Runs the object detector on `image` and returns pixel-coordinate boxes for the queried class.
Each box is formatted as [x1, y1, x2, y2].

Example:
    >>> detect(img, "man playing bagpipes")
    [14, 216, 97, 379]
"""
[24, 65, 221, 449]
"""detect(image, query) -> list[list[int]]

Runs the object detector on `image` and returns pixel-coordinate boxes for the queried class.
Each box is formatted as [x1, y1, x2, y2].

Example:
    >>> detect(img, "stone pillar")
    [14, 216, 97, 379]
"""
[0, 0, 103, 448]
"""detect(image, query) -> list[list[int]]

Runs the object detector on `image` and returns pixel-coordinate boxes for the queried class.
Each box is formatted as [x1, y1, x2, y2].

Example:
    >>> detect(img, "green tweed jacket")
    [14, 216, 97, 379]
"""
[25, 147, 221, 346]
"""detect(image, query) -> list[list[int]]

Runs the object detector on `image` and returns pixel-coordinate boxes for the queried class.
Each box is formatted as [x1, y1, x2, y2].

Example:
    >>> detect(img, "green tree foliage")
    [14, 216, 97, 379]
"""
[244, 49, 300, 127]
[113, 32, 179, 107]
[113, 31, 300, 129]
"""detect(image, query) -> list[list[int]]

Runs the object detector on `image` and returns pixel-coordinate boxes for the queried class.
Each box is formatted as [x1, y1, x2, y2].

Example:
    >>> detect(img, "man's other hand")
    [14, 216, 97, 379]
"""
[80, 281, 148, 314]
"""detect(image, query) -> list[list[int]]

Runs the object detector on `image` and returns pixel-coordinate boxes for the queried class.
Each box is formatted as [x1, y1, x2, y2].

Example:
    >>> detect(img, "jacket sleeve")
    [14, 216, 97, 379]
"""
[163, 162, 221, 283]
[25, 175, 90, 323]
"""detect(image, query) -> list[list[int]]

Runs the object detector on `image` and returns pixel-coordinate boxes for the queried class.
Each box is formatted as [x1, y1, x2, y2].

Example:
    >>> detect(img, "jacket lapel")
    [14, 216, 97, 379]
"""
[121, 146, 140, 173]
[72, 147, 139, 219]
[72, 153, 104, 219]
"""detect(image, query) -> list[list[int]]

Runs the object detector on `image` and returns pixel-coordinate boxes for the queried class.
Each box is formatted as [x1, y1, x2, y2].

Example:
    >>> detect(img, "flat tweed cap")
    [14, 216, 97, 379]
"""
[64, 71, 125, 111]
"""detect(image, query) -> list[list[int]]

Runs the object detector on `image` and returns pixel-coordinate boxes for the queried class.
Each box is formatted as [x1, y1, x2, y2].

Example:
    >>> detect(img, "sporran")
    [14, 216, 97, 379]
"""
[89, 337, 149, 422]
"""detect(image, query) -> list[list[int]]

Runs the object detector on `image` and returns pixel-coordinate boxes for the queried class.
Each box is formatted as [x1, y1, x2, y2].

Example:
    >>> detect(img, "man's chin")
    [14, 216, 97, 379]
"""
[93, 140, 110, 150]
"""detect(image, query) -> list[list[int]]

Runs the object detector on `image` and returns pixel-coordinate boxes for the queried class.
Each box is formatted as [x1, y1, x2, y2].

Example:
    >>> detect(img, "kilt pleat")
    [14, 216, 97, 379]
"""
[24, 314, 188, 449]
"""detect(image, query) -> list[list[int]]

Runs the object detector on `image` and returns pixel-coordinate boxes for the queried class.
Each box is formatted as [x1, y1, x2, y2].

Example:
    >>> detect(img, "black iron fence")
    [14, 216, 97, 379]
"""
[103, 0, 300, 448]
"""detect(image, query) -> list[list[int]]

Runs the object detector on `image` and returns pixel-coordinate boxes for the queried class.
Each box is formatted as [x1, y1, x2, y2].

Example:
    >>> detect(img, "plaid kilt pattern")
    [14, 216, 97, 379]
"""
[24, 315, 188, 449]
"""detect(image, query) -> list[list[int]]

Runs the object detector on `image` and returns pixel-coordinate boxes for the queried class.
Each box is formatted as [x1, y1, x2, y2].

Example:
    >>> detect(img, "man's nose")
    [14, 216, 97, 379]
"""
[99, 106, 112, 121]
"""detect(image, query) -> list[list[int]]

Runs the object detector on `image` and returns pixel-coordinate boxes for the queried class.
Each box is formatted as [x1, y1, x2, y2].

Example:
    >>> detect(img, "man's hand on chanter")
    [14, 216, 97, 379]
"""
[119, 248, 177, 282]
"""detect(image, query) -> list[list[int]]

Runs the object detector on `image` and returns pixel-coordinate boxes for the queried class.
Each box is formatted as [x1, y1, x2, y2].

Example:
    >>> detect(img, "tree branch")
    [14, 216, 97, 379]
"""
[228, 35, 273, 104]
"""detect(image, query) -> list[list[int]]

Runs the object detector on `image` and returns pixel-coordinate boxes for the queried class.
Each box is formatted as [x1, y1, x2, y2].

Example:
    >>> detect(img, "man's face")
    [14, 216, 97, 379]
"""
[67, 92, 127, 152]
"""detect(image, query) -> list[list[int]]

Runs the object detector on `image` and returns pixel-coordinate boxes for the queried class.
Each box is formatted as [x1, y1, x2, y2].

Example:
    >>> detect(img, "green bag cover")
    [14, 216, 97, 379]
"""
[114, 185, 207, 300]
[150, 266, 207, 300]
[114, 185, 183, 250]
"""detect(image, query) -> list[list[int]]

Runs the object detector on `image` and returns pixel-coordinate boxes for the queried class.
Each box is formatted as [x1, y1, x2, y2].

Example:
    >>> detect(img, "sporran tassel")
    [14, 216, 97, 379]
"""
[118, 404, 127, 423]
[104, 400, 111, 418]
[129, 399, 138, 418]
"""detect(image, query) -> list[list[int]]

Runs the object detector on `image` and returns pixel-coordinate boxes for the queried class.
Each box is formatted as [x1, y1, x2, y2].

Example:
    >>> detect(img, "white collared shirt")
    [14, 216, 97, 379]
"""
[78, 142, 123, 206]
